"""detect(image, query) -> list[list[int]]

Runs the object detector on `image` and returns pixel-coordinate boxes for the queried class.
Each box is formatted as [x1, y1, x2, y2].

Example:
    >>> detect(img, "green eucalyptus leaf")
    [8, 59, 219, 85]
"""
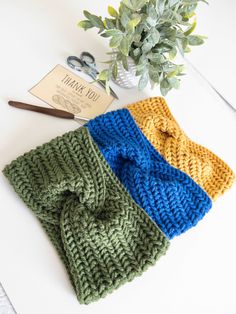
[105, 80, 111, 95]
[149, 65, 159, 83]
[83, 10, 92, 20]
[135, 23, 145, 36]
[163, 63, 177, 73]
[122, 0, 133, 10]
[177, 37, 188, 54]
[133, 47, 141, 56]
[146, 16, 156, 27]
[160, 79, 171, 96]
[138, 71, 149, 90]
[182, 37, 188, 49]
[133, 33, 142, 42]
[119, 2, 126, 15]
[147, 4, 158, 20]
[120, 11, 130, 27]
[136, 59, 148, 74]
[116, 18, 121, 29]
[150, 28, 160, 45]
[166, 67, 178, 77]
[176, 38, 184, 54]
[142, 41, 153, 53]
[122, 55, 129, 71]
[188, 35, 205, 45]
[136, 68, 145, 76]
[168, 77, 180, 89]
[119, 37, 130, 56]
[169, 47, 177, 60]
[184, 3, 198, 14]
[78, 20, 93, 30]
[127, 16, 141, 32]
[176, 64, 185, 75]
[112, 62, 118, 79]
[101, 32, 112, 38]
[157, 0, 166, 15]
[123, 0, 149, 11]
[100, 60, 113, 64]
[184, 46, 191, 53]
[104, 18, 116, 29]
[116, 52, 123, 61]
[108, 5, 119, 18]
[182, 11, 195, 19]
[98, 69, 109, 81]
[110, 35, 123, 48]
[147, 52, 166, 63]
[169, 0, 180, 7]
[83, 10, 104, 29]
[184, 18, 197, 36]
[135, 60, 146, 75]
[146, 4, 158, 26]
[172, 11, 183, 23]
[103, 29, 123, 37]
[177, 64, 185, 71]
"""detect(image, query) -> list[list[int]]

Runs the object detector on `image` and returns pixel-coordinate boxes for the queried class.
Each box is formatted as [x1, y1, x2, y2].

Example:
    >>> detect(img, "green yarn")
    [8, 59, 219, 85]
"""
[3, 127, 169, 304]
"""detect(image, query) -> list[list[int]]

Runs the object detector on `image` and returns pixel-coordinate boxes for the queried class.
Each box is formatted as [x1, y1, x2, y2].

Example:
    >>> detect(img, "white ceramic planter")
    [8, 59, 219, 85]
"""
[111, 56, 139, 89]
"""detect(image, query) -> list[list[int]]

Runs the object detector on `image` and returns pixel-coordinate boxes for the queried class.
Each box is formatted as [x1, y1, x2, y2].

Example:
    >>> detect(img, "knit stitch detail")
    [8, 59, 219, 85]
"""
[86, 109, 212, 239]
[3, 127, 169, 304]
[128, 97, 235, 200]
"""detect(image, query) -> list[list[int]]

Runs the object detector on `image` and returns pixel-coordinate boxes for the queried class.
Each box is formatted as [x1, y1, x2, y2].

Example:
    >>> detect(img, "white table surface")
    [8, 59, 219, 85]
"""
[0, 1, 236, 313]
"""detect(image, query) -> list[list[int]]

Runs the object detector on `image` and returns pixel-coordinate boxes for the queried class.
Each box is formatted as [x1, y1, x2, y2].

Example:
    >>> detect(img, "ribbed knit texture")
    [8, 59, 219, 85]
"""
[128, 97, 235, 200]
[86, 109, 212, 239]
[3, 127, 169, 304]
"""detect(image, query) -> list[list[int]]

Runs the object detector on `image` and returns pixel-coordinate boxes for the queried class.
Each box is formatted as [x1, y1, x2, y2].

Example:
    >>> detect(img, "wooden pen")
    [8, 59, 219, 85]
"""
[8, 101, 89, 122]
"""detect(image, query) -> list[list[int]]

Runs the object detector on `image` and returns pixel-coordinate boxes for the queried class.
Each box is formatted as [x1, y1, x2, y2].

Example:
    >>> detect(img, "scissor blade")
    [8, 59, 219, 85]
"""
[97, 80, 119, 100]
[74, 115, 89, 121]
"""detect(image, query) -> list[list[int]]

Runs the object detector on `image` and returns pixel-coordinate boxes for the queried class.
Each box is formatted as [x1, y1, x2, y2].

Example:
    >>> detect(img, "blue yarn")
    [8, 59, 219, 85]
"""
[86, 109, 212, 239]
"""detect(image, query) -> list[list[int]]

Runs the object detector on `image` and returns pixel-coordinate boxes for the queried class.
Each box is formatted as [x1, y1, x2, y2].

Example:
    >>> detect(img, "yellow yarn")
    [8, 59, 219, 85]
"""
[128, 97, 235, 201]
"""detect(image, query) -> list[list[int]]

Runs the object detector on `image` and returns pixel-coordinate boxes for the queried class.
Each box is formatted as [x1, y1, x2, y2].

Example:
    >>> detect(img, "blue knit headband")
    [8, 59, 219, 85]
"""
[86, 109, 212, 239]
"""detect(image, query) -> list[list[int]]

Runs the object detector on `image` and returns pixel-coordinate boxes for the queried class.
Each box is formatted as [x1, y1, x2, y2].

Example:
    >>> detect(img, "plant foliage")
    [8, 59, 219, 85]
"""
[79, 0, 207, 95]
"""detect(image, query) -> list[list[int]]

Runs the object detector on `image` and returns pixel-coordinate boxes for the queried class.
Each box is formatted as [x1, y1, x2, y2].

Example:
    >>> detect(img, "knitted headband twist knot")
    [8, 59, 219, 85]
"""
[3, 126, 169, 304]
[103, 140, 151, 172]
[128, 97, 235, 200]
[144, 115, 183, 140]
[86, 109, 212, 239]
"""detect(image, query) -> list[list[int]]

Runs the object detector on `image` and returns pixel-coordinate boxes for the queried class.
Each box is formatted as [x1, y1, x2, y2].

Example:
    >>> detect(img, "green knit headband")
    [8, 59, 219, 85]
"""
[3, 127, 169, 304]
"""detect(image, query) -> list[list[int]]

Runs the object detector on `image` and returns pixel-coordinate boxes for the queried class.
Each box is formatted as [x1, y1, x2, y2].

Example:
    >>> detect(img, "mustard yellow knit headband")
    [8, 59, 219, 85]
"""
[128, 97, 235, 200]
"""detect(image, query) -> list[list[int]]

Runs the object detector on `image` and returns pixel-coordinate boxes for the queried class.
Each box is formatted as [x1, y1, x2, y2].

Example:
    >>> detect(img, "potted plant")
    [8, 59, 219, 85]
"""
[79, 0, 207, 95]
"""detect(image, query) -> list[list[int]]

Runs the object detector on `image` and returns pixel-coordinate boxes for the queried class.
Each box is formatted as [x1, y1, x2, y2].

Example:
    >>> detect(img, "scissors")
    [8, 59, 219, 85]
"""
[67, 52, 119, 99]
